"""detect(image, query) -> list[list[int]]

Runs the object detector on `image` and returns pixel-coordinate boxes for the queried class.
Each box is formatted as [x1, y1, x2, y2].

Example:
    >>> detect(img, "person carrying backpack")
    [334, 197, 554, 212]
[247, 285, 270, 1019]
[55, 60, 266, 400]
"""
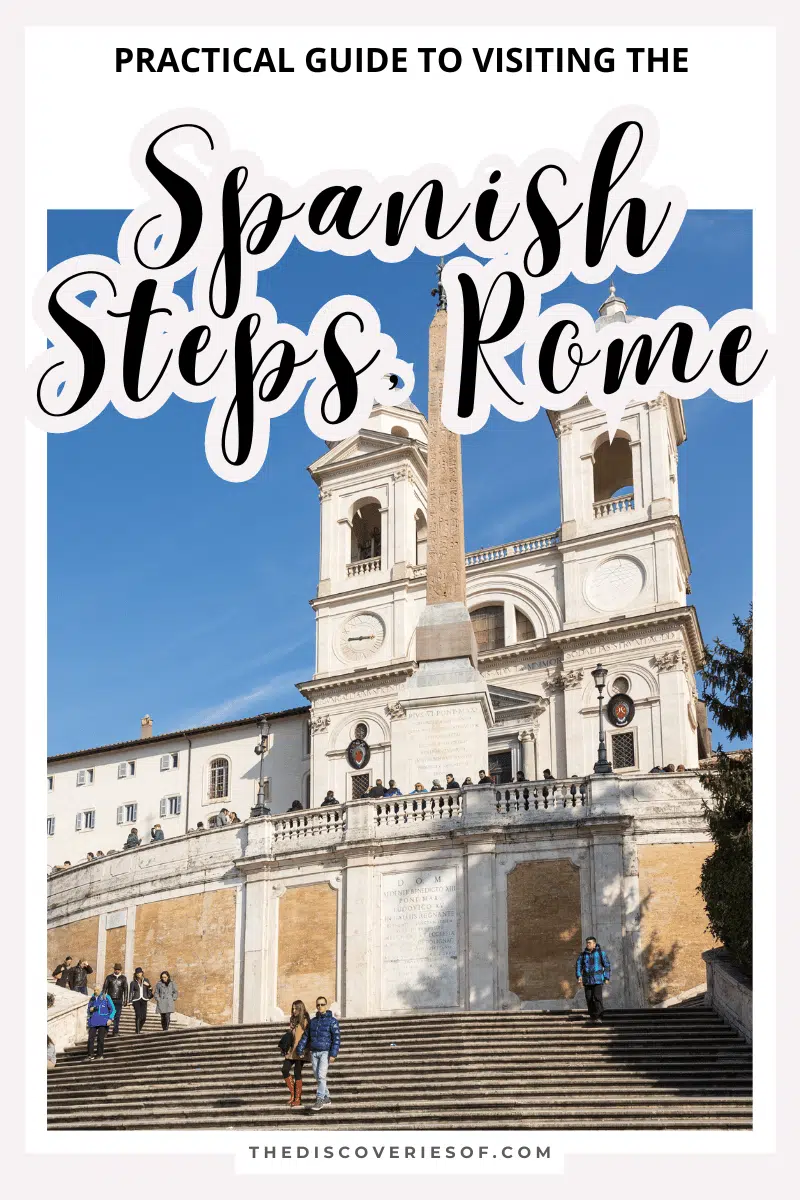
[298, 996, 340, 1112]
[86, 986, 116, 1060]
[575, 936, 612, 1025]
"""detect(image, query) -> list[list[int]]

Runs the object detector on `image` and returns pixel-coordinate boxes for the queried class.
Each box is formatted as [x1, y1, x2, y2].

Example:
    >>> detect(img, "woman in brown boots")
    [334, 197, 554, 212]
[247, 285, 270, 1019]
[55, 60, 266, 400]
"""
[281, 1000, 310, 1109]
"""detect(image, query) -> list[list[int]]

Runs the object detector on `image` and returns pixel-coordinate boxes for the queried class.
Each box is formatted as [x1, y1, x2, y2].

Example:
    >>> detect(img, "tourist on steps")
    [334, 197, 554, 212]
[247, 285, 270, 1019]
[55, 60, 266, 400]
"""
[129, 967, 153, 1033]
[282, 1000, 311, 1109]
[102, 964, 128, 1037]
[70, 959, 94, 996]
[298, 995, 341, 1112]
[52, 956, 73, 988]
[85, 985, 116, 1060]
[576, 937, 611, 1025]
[155, 971, 178, 1031]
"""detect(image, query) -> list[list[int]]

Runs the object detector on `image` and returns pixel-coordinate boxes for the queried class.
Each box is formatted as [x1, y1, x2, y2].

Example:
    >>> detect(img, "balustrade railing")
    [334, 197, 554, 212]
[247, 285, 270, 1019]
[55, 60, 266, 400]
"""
[465, 531, 559, 567]
[374, 789, 463, 827]
[593, 494, 635, 519]
[494, 779, 588, 813]
[273, 806, 345, 842]
[346, 556, 381, 577]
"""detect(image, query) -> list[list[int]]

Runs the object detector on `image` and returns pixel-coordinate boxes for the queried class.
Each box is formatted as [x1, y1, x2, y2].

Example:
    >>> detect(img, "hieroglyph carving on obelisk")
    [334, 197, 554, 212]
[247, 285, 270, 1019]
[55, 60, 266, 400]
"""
[425, 308, 467, 607]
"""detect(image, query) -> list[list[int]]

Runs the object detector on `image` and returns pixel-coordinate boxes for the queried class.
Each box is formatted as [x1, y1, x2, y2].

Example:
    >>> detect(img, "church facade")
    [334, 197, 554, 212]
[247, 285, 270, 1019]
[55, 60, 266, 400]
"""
[46, 288, 717, 1027]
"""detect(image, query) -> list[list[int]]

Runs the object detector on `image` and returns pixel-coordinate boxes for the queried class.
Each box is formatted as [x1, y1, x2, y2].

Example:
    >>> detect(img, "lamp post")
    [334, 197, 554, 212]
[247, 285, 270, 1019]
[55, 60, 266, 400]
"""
[250, 718, 271, 818]
[591, 663, 613, 775]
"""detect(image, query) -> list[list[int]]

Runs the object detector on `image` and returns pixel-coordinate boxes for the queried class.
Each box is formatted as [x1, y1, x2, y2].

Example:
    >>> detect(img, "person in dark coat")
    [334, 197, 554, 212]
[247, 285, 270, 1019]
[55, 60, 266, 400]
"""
[289, 800, 304, 811]
[444, 773, 460, 790]
[298, 996, 341, 1112]
[124, 828, 141, 850]
[102, 963, 128, 1037]
[86, 985, 116, 1060]
[382, 780, 402, 797]
[477, 770, 493, 786]
[52, 956, 72, 988]
[576, 937, 612, 1025]
[282, 999, 311, 1109]
[150, 824, 165, 842]
[155, 971, 178, 1031]
[129, 967, 153, 1034]
[367, 779, 386, 798]
[320, 791, 338, 807]
[70, 959, 93, 995]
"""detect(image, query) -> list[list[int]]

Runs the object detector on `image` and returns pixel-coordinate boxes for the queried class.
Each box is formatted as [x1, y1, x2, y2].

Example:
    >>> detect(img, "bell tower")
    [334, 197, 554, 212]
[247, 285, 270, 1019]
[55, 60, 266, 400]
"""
[554, 285, 691, 629]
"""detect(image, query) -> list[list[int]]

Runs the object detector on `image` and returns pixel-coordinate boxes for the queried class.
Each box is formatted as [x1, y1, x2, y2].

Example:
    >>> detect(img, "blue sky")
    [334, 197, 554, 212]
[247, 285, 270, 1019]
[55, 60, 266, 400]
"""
[46, 209, 753, 755]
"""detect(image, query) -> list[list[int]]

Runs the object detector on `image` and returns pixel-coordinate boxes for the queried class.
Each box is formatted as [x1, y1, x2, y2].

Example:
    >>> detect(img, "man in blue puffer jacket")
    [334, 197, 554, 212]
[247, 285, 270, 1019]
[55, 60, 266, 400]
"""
[298, 996, 341, 1111]
[576, 936, 611, 1025]
[85, 985, 116, 1060]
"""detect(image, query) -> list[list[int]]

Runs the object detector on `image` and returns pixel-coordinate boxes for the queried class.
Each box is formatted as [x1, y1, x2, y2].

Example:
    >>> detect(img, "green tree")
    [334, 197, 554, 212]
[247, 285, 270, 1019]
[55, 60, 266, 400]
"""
[698, 606, 752, 975]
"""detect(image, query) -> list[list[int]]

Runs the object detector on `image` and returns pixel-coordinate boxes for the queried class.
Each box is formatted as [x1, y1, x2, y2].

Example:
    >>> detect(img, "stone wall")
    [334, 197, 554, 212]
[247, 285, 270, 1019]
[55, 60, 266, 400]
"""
[103, 925, 127, 982]
[506, 859, 582, 1001]
[47, 914, 99, 979]
[277, 882, 338, 1014]
[133, 887, 237, 1024]
[638, 842, 714, 1003]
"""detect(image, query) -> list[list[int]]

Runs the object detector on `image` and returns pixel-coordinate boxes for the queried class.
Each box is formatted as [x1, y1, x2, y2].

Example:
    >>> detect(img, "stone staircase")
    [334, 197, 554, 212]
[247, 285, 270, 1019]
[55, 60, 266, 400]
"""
[47, 1007, 752, 1130]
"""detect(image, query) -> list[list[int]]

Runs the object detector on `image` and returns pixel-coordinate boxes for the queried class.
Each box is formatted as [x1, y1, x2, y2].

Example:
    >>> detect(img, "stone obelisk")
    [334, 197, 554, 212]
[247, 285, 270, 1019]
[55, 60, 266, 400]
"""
[396, 273, 492, 786]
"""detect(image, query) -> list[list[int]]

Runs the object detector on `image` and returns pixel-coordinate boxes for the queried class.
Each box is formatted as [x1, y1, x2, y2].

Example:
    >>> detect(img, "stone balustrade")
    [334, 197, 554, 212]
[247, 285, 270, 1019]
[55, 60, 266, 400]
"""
[593, 493, 635, 518]
[47, 770, 710, 918]
[346, 556, 381, 577]
[465, 531, 559, 567]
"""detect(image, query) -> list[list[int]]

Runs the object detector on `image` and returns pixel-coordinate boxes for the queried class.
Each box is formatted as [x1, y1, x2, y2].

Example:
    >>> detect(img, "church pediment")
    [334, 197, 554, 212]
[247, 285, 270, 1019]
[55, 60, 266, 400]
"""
[308, 430, 427, 477]
[488, 684, 548, 719]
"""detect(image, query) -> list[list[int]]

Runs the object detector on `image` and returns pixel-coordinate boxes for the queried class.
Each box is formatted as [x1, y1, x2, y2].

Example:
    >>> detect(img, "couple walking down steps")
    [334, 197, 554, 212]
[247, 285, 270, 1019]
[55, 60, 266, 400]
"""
[281, 995, 340, 1113]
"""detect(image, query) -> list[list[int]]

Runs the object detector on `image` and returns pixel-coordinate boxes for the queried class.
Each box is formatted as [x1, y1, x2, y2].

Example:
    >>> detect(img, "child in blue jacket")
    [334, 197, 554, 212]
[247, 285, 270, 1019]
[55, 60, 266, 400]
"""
[86, 986, 116, 1060]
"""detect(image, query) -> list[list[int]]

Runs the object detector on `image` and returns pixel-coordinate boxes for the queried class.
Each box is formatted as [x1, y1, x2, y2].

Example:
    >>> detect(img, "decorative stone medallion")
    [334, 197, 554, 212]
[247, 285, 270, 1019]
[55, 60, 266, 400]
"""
[586, 556, 645, 612]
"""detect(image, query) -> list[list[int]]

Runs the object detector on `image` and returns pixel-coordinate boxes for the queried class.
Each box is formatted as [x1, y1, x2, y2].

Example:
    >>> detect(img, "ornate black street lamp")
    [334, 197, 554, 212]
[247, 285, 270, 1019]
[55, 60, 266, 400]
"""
[591, 663, 613, 775]
[250, 718, 271, 817]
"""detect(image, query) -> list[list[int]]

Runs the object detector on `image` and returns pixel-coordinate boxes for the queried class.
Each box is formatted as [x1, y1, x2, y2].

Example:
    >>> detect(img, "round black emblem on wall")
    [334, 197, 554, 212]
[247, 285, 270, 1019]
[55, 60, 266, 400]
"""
[606, 693, 635, 728]
[346, 738, 371, 769]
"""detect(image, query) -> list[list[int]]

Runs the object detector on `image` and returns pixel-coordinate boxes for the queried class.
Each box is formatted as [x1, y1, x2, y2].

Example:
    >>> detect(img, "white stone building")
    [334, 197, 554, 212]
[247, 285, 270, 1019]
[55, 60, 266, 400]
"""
[46, 287, 717, 1024]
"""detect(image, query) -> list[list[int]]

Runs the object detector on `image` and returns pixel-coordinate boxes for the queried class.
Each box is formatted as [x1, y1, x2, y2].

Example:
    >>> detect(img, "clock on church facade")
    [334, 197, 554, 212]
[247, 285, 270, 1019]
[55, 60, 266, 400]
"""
[338, 612, 386, 662]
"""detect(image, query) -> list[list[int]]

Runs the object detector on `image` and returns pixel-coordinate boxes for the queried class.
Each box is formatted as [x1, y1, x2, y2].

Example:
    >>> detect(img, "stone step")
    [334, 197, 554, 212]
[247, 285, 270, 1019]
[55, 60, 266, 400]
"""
[49, 1008, 752, 1131]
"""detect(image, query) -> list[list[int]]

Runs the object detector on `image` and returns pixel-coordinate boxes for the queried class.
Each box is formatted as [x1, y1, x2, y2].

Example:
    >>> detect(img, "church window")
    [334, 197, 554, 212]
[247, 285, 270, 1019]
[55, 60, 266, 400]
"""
[47, 775, 54, 791]
[471, 605, 505, 653]
[76, 768, 94, 786]
[209, 757, 229, 800]
[351, 773, 370, 799]
[612, 675, 631, 695]
[117, 760, 136, 779]
[515, 609, 535, 642]
[351, 502, 382, 562]
[159, 752, 179, 771]
[160, 795, 182, 817]
[116, 803, 137, 824]
[611, 731, 637, 769]
[76, 808, 96, 831]
[354, 722, 368, 740]
[593, 432, 634, 502]
[47, 816, 55, 837]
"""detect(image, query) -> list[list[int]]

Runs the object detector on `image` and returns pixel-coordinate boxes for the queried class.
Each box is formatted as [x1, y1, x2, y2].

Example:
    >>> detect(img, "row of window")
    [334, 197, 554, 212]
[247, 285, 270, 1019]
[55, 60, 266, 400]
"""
[48, 755, 228, 795]
[49, 794, 184, 836]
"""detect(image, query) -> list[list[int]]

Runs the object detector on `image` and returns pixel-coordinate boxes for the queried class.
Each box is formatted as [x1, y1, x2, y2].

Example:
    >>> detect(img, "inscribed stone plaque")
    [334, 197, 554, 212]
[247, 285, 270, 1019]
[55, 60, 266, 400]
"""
[405, 703, 487, 785]
[381, 868, 458, 1009]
